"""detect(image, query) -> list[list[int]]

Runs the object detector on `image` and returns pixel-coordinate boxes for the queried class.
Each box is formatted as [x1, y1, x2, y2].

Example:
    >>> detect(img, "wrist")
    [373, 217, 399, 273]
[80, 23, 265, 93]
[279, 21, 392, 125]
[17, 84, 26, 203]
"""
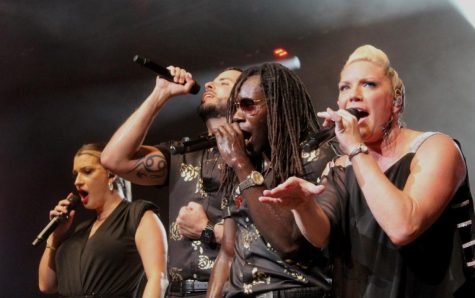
[347, 143, 369, 160]
[200, 221, 216, 245]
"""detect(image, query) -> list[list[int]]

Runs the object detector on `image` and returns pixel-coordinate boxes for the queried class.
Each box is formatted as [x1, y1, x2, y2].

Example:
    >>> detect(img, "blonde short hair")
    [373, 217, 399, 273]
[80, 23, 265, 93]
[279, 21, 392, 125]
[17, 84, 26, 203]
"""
[345, 44, 406, 114]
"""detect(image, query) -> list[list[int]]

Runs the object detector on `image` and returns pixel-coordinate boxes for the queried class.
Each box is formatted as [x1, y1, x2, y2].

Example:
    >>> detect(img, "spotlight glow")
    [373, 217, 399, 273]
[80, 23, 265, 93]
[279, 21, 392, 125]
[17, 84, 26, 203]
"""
[450, 0, 475, 29]
[273, 48, 289, 58]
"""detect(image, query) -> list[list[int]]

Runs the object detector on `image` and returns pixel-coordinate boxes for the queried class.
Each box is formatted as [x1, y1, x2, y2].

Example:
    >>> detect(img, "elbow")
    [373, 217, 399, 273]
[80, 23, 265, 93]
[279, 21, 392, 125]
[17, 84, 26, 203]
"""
[100, 151, 120, 173]
[38, 282, 56, 294]
[386, 224, 419, 246]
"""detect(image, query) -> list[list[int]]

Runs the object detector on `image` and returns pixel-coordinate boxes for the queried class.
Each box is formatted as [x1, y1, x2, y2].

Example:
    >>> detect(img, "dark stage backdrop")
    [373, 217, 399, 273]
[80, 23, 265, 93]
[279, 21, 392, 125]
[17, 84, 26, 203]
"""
[1, 1, 475, 297]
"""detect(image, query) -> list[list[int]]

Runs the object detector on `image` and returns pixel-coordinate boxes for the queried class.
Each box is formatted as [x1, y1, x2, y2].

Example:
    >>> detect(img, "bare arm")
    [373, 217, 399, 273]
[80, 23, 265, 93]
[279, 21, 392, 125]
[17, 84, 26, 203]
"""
[207, 218, 236, 298]
[352, 134, 466, 245]
[101, 68, 195, 186]
[321, 108, 466, 245]
[135, 210, 168, 298]
[38, 195, 76, 293]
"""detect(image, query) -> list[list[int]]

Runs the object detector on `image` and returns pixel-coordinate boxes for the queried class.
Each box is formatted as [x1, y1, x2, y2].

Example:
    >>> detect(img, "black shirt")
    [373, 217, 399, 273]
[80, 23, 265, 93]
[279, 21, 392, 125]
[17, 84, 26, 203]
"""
[223, 143, 336, 297]
[159, 143, 224, 283]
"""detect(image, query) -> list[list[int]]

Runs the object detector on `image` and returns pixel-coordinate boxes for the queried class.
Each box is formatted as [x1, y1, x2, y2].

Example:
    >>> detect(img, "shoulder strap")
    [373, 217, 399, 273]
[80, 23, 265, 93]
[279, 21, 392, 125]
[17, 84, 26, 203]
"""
[408, 131, 440, 153]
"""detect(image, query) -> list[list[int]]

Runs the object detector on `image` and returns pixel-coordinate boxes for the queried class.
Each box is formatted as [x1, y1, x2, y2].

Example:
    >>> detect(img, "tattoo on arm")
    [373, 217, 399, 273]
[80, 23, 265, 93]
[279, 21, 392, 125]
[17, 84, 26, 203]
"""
[128, 154, 167, 180]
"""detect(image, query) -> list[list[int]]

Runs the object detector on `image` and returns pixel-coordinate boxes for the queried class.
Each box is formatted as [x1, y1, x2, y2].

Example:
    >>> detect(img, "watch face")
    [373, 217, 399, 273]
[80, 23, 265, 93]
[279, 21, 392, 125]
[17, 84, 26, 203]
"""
[250, 171, 264, 185]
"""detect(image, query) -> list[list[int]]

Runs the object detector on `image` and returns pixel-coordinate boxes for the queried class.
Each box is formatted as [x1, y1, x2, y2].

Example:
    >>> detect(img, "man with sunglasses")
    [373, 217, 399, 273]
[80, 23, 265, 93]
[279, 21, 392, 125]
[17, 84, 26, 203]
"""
[101, 66, 242, 297]
[207, 63, 336, 298]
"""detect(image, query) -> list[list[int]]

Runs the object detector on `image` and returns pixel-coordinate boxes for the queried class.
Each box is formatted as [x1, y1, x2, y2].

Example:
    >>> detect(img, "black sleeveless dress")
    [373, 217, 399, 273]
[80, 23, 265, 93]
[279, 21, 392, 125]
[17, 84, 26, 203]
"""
[318, 132, 475, 298]
[55, 200, 159, 297]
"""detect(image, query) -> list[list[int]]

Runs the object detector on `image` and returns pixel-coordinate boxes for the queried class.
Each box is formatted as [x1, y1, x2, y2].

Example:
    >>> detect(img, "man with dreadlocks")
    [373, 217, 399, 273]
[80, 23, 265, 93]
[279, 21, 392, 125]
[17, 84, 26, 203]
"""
[207, 63, 336, 297]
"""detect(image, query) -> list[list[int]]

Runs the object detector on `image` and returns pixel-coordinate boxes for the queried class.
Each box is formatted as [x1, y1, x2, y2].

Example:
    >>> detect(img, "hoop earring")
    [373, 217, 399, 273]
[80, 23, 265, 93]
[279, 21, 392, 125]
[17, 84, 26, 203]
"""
[108, 181, 114, 191]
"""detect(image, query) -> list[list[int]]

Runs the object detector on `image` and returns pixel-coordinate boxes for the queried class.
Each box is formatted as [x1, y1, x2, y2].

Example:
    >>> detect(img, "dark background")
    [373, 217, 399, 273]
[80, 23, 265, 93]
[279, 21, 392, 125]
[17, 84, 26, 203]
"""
[1, 1, 474, 296]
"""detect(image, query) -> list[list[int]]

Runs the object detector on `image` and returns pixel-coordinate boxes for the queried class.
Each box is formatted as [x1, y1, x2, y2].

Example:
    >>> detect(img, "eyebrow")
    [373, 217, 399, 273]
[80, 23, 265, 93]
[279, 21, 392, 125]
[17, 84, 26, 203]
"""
[217, 77, 236, 83]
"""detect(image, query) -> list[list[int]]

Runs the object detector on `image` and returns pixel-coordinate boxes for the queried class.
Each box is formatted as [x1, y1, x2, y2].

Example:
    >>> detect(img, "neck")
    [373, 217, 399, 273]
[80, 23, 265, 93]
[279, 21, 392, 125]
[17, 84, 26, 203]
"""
[367, 126, 403, 160]
[205, 117, 227, 134]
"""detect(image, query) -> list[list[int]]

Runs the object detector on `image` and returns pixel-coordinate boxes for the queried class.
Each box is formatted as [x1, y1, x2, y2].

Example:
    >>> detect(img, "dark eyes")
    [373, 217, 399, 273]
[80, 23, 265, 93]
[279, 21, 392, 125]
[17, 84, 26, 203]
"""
[363, 81, 377, 87]
[339, 85, 349, 92]
[72, 168, 93, 178]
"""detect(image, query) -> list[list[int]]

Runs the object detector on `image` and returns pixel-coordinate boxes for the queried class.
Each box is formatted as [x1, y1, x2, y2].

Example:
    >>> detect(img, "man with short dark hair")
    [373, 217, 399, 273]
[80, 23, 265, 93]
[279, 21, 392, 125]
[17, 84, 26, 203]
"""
[101, 66, 241, 297]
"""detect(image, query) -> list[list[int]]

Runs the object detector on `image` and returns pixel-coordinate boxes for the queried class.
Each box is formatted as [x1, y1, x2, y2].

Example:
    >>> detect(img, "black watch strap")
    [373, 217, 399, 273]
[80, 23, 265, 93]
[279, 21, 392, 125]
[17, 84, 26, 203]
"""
[200, 222, 215, 244]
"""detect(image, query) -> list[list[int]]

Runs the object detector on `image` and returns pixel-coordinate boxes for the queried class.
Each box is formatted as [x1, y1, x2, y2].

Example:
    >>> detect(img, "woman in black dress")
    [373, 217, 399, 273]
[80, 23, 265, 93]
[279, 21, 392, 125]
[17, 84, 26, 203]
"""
[38, 143, 168, 297]
[260, 45, 474, 297]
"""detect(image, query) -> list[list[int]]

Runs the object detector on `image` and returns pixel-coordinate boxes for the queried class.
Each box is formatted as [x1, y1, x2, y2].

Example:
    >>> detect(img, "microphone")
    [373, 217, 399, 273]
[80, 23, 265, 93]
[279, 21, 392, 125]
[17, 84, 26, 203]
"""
[301, 108, 369, 152]
[32, 194, 80, 247]
[170, 136, 216, 155]
[133, 55, 201, 94]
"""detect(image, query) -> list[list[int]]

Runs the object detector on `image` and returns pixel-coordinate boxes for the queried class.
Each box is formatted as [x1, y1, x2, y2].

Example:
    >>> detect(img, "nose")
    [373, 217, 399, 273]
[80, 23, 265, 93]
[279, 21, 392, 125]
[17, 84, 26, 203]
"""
[348, 86, 363, 103]
[204, 81, 215, 91]
[74, 174, 83, 187]
[232, 106, 244, 123]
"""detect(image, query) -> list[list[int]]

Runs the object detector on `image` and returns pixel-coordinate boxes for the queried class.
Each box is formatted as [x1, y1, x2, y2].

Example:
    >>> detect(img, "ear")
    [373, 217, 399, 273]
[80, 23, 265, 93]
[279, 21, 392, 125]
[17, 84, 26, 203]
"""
[392, 89, 403, 114]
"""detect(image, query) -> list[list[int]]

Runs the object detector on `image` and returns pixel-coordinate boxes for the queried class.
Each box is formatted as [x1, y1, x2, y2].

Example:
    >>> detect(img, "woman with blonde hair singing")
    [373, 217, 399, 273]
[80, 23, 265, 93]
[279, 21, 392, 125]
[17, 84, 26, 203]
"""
[260, 45, 475, 297]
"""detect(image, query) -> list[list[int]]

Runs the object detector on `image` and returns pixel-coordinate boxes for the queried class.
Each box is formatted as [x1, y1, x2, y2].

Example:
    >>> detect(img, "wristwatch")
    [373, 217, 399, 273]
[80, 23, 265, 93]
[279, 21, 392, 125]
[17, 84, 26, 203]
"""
[348, 143, 369, 160]
[200, 222, 215, 245]
[238, 170, 264, 192]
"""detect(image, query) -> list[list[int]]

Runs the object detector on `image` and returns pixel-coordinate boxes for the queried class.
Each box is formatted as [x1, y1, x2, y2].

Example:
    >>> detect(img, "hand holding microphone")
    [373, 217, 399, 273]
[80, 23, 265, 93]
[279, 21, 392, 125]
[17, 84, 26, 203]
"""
[301, 108, 368, 152]
[32, 193, 80, 246]
[133, 55, 201, 94]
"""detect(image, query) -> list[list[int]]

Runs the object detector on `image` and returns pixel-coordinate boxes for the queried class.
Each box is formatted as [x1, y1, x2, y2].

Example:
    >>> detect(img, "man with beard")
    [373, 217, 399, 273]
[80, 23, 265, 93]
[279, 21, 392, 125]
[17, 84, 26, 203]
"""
[101, 66, 242, 297]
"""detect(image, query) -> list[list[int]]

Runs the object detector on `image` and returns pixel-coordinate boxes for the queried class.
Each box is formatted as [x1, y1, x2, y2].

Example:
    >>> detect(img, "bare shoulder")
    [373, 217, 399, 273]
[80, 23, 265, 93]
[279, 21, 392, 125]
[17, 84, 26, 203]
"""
[412, 131, 466, 181]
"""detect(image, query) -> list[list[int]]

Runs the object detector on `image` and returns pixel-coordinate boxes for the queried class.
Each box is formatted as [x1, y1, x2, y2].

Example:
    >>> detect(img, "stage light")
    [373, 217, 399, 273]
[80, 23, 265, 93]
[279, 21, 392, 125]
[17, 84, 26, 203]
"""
[273, 48, 289, 58]
[450, 0, 475, 29]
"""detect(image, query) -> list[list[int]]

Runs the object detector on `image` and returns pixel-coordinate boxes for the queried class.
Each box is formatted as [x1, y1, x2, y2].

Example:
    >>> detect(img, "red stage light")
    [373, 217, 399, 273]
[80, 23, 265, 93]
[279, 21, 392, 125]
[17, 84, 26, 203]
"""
[273, 48, 288, 58]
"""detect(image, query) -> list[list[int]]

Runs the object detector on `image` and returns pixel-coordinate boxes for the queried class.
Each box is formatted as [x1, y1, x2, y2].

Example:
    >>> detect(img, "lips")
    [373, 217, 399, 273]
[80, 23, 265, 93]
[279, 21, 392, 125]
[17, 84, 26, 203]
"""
[77, 190, 89, 204]
[201, 91, 215, 103]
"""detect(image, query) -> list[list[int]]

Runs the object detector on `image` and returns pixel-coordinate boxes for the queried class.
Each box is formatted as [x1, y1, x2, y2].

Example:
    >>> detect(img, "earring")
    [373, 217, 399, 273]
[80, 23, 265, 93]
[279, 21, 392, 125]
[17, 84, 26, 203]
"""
[108, 181, 114, 191]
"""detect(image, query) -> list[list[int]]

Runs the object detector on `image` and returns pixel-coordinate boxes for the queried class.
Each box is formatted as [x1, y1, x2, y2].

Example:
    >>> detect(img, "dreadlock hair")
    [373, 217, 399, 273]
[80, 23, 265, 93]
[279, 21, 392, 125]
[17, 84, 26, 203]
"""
[221, 63, 321, 198]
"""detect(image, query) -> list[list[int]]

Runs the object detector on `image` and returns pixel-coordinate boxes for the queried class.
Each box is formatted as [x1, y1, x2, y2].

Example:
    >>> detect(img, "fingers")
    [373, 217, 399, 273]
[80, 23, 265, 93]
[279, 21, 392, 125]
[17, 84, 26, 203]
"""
[187, 201, 203, 211]
[49, 197, 73, 219]
[167, 66, 192, 84]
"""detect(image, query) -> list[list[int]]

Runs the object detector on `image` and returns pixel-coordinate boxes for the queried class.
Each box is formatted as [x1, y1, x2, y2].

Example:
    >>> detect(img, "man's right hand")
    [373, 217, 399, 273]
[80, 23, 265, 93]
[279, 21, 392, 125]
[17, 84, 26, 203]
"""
[153, 66, 196, 99]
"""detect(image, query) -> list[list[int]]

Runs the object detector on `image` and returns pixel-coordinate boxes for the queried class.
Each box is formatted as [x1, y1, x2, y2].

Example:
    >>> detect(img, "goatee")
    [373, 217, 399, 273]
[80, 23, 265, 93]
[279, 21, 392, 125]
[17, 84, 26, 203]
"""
[198, 104, 226, 122]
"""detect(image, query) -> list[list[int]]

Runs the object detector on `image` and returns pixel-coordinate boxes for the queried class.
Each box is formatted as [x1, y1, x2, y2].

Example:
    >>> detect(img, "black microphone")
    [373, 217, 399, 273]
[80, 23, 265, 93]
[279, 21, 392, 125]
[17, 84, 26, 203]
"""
[170, 136, 216, 155]
[301, 108, 369, 152]
[32, 195, 80, 246]
[133, 55, 201, 95]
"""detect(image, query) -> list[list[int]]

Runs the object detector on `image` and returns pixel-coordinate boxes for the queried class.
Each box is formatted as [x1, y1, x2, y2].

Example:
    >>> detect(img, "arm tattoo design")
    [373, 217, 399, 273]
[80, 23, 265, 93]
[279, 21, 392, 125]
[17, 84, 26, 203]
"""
[128, 154, 167, 180]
